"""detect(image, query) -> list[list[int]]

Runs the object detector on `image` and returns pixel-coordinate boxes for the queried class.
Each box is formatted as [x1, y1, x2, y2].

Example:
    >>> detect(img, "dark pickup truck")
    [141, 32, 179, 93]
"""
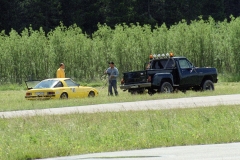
[120, 54, 218, 95]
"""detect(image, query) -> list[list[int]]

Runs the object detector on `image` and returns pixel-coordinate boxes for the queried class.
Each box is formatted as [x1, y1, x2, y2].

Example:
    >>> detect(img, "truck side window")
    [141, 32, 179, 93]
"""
[179, 59, 191, 68]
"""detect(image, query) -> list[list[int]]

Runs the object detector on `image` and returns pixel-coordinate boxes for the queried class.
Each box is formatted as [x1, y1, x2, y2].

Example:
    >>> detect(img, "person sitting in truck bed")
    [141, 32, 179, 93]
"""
[146, 55, 153, 69]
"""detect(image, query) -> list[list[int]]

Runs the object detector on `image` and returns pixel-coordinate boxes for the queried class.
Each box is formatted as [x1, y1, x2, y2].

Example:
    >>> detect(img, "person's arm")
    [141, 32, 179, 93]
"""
[115, 68, 119, 77]
[56, 69, 60, 78]
[105, 68, 111, 75]
[62, 70, 65, 78]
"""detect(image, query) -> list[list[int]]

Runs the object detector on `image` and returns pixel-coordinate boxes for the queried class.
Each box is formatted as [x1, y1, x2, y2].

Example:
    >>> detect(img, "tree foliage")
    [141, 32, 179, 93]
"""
[0, 0, 240, 34]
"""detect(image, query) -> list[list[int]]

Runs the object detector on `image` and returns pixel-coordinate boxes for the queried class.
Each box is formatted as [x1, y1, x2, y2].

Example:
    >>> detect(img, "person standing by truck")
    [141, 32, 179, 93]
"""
[105, 62, 119, 96]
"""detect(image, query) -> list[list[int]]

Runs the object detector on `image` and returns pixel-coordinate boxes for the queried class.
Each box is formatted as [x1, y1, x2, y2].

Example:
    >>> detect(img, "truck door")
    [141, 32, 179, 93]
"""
[177, 58, 199, 86]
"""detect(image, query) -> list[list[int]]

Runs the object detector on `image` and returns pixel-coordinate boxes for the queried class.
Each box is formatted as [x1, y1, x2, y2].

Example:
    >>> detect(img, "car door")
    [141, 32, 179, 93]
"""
[64, 79, 83, 98]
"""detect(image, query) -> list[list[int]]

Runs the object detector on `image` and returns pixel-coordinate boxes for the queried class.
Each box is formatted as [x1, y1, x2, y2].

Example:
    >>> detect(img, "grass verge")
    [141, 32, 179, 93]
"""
[1, 105, 240, 160]
[0, 82, 240, 112]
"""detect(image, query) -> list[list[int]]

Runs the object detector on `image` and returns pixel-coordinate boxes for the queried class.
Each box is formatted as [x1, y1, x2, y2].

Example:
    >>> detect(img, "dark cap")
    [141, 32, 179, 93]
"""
[109, 62, 114, 64]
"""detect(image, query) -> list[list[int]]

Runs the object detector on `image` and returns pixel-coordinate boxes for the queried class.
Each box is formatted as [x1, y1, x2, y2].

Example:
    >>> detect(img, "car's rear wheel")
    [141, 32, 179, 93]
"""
[202, 80, 214, 91]
[160, 82, 173, 93]
[60, 92, 68, 99]
[88, 91, 95, 97]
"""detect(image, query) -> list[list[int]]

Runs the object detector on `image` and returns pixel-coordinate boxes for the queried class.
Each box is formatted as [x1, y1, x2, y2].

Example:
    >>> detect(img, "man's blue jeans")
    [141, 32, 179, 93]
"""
[108, 80, 118, 96]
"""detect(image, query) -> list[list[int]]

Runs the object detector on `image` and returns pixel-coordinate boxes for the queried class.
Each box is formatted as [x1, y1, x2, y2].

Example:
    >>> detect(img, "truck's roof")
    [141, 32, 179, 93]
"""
[150, 58, 174, 69]
[147, 57, 188, 69]
[152, 56, 185, 60]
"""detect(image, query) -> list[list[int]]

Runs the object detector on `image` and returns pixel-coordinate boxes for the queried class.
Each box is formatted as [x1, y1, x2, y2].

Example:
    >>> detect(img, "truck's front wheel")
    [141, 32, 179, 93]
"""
[160, 82, 173, 93]
[202, 80, 214, 91]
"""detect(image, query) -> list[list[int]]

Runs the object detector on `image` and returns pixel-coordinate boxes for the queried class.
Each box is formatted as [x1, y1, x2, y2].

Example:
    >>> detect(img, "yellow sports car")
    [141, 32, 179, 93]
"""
[25, 78, 99, 100]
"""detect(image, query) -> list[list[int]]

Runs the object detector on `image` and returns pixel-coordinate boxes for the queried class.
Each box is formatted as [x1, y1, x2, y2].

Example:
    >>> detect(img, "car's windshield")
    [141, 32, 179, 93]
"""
[34, 80, 59, 89]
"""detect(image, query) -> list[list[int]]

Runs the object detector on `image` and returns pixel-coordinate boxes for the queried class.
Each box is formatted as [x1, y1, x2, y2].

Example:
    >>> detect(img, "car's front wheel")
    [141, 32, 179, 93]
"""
[88, 91, 95, 97]
[60, 92, 68, 99]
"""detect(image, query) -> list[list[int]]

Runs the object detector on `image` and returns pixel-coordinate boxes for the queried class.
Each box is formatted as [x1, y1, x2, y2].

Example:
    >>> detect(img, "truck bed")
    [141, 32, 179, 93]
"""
[123, 70, 147, 84]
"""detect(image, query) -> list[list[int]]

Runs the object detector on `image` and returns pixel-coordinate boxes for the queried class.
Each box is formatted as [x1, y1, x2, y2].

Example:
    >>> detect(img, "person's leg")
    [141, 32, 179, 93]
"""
[112, 80, 118, 96]
[108, 80, 113, 96]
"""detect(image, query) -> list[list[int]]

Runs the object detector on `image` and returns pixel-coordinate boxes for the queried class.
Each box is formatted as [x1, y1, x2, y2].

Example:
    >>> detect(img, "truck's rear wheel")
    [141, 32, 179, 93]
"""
[202, 80, 214, 91]
[160, 82, 173, 93]
[148, 89, 156, 95]
[129, 88, 145, 95]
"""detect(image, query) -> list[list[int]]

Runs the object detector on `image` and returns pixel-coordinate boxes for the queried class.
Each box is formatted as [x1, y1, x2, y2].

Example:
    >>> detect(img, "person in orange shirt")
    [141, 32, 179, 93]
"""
[56, 63, 65, 78]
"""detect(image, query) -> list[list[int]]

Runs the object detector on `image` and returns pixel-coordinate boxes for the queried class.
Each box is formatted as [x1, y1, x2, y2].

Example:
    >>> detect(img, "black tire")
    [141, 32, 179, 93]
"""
[60, 92, 68, 99]
[88, 91, 95, 97]
[148, 89, 156, 95]
[130, 91, 137, 95]
[202, 80, 214, 91]
[130, 89, 144, 95]
[160, 82, 173, 93]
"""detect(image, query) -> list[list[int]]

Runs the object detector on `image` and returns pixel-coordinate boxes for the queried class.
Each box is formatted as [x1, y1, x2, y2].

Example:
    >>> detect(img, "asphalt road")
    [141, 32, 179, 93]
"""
[1, 94, 240, 118]
[2, 94, 240, 160]
[38, 142, 240, 160]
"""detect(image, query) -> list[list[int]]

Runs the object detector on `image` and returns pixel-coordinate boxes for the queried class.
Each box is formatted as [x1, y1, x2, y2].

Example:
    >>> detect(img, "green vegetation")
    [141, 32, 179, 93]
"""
[1, 17, 240, 84]
[1, 2, 240, 159]
[1, 14, 240, 159]
[1, 105, 240, 160]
